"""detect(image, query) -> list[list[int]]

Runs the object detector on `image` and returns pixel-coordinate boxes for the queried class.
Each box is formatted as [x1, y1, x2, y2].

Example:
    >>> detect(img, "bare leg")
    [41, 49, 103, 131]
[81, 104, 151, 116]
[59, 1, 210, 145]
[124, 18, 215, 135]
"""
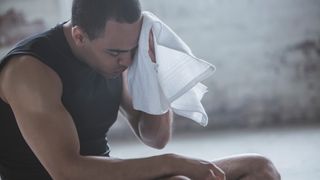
[156, 175, 190, 180]
[157, 153, 280, 180]
[213, 153, 281, 180]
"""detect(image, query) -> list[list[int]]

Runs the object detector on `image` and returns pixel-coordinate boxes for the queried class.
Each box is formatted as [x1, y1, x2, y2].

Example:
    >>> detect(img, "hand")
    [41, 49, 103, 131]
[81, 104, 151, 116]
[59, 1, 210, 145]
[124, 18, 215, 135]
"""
[148, 29, 156, 63]
[169, 154, 226, 180]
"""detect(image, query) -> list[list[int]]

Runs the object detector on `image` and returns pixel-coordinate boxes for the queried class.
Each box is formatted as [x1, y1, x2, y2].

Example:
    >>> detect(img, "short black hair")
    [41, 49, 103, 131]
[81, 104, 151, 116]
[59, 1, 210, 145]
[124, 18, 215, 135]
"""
[71, 0, 141, 40]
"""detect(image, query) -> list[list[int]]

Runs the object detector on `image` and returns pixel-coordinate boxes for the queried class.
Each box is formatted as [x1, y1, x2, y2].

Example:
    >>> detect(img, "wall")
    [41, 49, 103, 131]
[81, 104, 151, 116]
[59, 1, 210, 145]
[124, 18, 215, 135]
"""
[1, 0, 320, 131]
[139, 0, 320, 129]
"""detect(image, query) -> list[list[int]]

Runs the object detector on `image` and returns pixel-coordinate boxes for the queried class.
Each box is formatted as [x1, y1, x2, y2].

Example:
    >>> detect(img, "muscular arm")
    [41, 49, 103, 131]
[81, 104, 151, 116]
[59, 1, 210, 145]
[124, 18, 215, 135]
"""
[120, 30, 173, 149]
[0, 56, 176, 180]
[120, 70, 173, 149]
[0, 55, 225, 180]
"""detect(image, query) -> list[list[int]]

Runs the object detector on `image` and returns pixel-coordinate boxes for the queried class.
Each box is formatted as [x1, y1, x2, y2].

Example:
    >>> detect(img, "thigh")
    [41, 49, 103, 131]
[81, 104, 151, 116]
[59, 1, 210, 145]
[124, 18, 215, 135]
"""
[158, 154, 262, 180]
[156, 175, 190, 180]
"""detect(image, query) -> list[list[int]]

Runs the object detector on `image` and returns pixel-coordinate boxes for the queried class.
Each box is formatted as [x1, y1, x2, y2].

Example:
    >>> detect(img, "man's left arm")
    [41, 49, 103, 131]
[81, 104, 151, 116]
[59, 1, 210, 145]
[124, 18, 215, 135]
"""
[120, 70, 173, 149]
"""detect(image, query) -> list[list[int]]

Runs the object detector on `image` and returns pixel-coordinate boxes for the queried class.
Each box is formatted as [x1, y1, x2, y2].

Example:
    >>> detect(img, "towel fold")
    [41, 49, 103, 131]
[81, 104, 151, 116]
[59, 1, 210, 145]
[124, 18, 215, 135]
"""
[127, 11, 215, 126]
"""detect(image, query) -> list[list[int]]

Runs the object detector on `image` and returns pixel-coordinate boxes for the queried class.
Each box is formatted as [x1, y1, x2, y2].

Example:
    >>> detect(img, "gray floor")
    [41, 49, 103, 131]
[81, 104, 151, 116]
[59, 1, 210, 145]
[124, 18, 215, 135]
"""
[109, 125, 320, 180]
[1, 125, 318, 180]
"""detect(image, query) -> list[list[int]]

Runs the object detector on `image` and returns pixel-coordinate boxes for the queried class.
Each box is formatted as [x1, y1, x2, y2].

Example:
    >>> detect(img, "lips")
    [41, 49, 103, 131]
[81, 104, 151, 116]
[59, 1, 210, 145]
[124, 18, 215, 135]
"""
[115, 67, 127, 74]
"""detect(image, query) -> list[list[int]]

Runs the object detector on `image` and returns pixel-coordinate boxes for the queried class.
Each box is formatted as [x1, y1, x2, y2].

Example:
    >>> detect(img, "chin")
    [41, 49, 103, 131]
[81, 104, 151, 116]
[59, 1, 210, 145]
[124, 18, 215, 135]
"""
[103, 73, 121, 79]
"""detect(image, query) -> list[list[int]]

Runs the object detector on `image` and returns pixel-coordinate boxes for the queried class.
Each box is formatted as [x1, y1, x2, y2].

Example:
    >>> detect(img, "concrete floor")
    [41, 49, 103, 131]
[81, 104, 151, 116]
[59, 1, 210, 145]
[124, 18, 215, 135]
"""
[109, 125, 320, 180]
[0, 125, 318, 180]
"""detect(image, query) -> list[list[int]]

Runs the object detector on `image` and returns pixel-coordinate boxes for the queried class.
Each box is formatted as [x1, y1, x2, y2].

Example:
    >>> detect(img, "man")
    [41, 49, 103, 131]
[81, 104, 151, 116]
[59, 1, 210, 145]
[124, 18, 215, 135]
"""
[0, 0, 281, 179]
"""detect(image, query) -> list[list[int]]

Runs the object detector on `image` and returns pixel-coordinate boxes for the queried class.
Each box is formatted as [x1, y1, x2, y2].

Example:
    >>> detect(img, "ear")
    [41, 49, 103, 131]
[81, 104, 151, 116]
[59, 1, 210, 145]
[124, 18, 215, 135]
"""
[71, 26, 88, 46]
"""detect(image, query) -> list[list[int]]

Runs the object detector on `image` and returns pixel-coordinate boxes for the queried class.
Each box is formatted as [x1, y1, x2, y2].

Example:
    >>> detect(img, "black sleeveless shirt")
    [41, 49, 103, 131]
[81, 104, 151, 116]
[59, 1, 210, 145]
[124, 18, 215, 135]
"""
[0, 22, 122, 179]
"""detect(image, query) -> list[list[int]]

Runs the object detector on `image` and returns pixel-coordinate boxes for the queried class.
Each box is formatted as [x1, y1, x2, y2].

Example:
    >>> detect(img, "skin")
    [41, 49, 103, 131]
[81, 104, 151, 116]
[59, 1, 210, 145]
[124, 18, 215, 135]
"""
[0, 16, 281, 180]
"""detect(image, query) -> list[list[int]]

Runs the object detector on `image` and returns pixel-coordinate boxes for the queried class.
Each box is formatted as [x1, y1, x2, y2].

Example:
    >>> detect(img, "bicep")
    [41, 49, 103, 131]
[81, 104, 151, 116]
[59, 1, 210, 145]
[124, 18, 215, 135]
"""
[1, 56, 80, 178]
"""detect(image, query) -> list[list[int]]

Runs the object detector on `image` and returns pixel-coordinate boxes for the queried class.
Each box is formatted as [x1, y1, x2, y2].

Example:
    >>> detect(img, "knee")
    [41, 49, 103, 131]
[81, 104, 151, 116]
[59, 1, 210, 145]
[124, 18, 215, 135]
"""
[165, 175, 190, 180]
[250, 154, 281, 180]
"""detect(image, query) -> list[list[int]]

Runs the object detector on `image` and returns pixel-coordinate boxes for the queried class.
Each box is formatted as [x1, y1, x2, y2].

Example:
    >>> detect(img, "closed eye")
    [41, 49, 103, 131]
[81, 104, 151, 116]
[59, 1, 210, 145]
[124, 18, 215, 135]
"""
[105, 45, 139, 58]
[105, 49, 121, 57]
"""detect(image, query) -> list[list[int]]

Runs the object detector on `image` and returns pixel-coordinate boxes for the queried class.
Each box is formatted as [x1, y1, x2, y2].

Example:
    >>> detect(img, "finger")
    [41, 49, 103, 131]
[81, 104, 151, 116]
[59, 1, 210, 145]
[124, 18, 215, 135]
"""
[148, 29, 156, 63]
[206, 169, 217, 180]
[210, 164, 226, 180]
[148, 48, 156, 63]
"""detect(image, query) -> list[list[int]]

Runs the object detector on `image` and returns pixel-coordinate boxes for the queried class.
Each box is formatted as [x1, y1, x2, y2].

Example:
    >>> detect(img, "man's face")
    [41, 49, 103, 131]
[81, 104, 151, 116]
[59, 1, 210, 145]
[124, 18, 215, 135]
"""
[80, 18, 142, 79]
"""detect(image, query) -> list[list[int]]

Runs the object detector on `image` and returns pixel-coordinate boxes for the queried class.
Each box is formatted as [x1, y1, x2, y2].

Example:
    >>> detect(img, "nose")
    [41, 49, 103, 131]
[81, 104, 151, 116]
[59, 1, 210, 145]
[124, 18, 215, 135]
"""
[118, 52, 134, 67]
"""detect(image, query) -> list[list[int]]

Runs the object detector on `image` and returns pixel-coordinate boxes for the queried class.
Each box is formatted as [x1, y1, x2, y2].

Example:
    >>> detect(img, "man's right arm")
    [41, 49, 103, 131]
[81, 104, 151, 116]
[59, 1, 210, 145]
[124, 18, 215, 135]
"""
[0, 55, 224, 180]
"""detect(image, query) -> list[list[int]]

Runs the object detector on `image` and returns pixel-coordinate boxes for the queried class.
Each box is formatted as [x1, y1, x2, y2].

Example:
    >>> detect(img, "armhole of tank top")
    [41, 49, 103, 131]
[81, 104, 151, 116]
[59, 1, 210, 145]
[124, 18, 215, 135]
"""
[0, 52, 45, 104]
[0, 51, 62, 100]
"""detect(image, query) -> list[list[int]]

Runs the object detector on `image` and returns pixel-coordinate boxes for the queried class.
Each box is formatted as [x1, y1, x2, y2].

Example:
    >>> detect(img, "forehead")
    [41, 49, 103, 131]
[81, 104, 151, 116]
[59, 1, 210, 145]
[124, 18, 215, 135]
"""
[95, 18, 142, 49]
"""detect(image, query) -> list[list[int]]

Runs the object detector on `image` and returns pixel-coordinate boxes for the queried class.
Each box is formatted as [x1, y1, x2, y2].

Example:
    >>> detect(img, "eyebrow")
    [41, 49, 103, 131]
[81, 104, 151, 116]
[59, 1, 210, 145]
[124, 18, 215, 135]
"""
[105, 44, 139, 53]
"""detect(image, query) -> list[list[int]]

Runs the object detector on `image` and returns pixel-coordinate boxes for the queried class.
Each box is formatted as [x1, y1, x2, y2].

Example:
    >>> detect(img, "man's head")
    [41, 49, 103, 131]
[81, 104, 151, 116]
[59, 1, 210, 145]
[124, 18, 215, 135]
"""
[70, 0, 142, 78]
[72, 0, 141, 40]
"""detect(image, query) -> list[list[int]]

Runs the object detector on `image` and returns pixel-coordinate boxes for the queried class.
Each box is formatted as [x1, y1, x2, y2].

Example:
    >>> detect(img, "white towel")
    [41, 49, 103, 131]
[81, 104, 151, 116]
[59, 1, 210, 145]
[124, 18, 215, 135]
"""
[127, 11, 215, 126]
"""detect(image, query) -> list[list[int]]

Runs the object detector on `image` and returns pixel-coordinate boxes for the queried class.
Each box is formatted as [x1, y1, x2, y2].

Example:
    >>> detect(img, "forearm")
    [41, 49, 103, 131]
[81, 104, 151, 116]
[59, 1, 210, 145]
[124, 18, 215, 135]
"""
[63, 154, 175, 180]
[138, 110, 173, 149]
[120, 70, 173, 149]
[121, 102, 173, 149]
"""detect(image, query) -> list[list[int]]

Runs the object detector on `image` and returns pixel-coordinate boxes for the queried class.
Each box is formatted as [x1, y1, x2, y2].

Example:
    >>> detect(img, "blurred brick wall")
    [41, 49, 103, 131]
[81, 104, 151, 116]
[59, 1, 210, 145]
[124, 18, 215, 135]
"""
[139, 0, 320, 130]
[1, 0, 320, 135]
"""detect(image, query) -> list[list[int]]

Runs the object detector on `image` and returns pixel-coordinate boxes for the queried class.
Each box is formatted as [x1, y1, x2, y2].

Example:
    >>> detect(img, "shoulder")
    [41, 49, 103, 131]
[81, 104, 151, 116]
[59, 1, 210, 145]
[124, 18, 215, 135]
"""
[0, 55, 62, 105]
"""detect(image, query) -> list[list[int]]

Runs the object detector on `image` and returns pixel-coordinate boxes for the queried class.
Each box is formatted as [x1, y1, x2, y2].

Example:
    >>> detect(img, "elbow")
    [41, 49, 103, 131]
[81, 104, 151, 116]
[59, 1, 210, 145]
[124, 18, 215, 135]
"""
[151, 137, 169, 150]
[138, 111, 173, 149]
[145, 138, 169, 150]
[140, 130, 170, 149]
[45, 155, 82, 180]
